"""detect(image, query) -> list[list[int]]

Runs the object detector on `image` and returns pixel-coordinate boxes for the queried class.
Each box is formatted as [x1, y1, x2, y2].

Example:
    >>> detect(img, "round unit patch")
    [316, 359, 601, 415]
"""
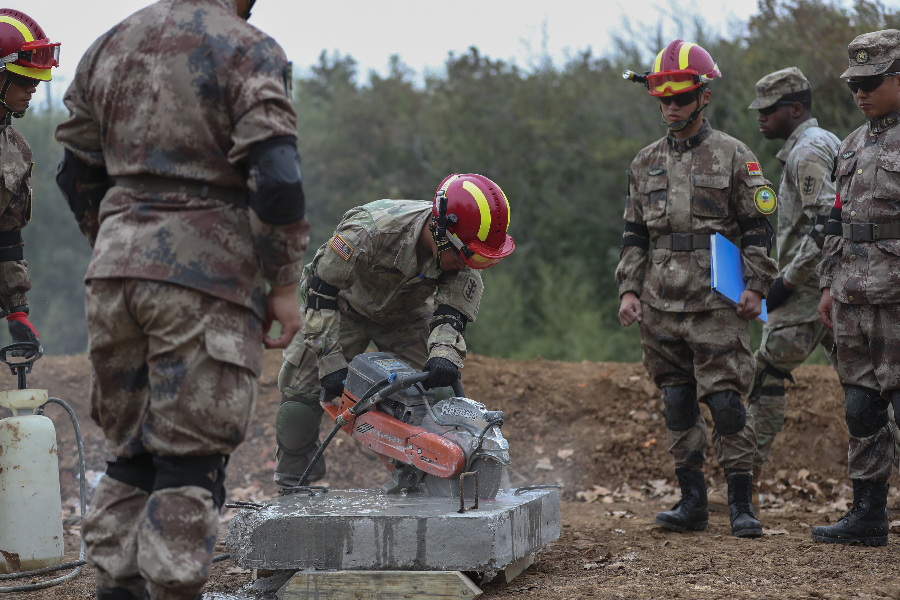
[754, 186, 777, 215]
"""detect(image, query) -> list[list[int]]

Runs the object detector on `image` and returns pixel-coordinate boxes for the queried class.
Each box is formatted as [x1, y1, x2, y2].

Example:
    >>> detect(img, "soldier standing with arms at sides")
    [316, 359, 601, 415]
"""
[274, 173, 514, 489]
[0, 10, 59, 358]
[813, 30, 900, 547]
[617, 40, 778, 538]
[716, 68, 839, 512]
[54, 0, 309, 598]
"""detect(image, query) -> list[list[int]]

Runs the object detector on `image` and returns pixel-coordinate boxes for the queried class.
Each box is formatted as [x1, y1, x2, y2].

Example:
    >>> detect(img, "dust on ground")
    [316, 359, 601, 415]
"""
[12, 351, 900, 599]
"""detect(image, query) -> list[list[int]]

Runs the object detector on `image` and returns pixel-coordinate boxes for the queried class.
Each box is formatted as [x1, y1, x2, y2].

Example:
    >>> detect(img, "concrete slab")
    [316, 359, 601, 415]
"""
[277, 570, 482, 599]
[226, 488, 560, 572]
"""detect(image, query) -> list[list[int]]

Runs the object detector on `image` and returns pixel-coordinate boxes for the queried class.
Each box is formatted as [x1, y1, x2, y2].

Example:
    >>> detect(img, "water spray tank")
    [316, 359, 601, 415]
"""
[0, 388, 63, 573]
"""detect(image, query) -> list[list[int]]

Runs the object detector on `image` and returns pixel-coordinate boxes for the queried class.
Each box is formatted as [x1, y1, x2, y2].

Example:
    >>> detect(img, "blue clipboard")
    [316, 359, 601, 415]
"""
[710, 233, 768, 323]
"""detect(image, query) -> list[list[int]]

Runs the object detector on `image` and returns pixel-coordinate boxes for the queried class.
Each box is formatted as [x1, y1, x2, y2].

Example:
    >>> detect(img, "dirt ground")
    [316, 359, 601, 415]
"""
[10, 350, 900, 599]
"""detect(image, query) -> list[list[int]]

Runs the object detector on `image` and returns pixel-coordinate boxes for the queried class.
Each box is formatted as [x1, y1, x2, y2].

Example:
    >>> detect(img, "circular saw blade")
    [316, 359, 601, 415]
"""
[418, 458, 505, 500]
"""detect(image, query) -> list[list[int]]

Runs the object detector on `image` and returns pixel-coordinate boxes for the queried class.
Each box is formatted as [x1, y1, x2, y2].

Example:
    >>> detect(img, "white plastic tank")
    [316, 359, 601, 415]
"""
[0, 389, 63, 573]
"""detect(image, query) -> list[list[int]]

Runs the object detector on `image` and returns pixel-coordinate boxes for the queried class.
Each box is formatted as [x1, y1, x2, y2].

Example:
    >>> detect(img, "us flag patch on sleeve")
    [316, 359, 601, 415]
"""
[330, 234, 354, 260]
[746, 162, 762, 177]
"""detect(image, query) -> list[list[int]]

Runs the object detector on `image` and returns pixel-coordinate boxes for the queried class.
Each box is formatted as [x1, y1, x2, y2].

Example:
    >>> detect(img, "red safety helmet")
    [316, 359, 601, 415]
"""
[431, 174, 514, 270]
[647, 39, 720, 97]
[0, 10, 58, 82]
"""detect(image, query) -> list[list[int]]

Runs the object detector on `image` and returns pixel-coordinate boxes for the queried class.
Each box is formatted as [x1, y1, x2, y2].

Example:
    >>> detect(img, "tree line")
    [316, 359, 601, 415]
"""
[14, 0, 900, 362]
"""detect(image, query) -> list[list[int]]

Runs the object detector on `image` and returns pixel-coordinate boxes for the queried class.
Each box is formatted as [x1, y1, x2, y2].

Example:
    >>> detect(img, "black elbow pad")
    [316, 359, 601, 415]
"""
[55, 148, 113, 221]
[247, 135, 305, 225]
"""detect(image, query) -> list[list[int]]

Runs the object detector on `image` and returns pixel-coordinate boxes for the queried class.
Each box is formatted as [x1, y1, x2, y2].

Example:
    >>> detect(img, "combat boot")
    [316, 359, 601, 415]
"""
[655, 467, 709, 532]
[727, 473, 762, 538]
[811, 480, 889, 546]
[708, 468, 761, 515]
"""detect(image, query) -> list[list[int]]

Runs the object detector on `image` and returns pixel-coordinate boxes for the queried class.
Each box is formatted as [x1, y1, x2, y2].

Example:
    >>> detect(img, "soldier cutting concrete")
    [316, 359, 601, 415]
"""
[709, 68, 840, 513]
[617, 40, 778, 538]
[0, 10, 58, 359]
[813, 29, 900, 547]
[54, 0, 309, 598]
[274, 173, 514, 489]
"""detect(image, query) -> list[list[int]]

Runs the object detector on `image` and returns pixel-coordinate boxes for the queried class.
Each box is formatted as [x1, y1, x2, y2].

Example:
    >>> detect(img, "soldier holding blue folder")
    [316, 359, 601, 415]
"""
[616, 39, 778, 538]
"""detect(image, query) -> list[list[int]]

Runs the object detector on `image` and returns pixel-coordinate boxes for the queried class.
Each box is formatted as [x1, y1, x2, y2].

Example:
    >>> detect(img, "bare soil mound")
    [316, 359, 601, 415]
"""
[13, 351, 900, 599]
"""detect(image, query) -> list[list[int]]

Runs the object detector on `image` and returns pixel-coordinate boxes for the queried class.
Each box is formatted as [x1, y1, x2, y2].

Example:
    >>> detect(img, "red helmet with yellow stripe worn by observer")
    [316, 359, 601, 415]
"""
[0, 10, 58, 118]
[430, 174, 514, 270]
[647, 39, 720, 97]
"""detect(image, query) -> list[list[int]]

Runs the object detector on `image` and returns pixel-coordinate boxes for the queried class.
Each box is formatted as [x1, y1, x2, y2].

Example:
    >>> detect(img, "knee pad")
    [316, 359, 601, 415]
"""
[106, 453, 156, 494]
[845, 386, 888, 438]
[663, 385, 699, 431]
[704, 390, 747, 436]
[153, 454, 228, 510]
[276, 396, 323, 455]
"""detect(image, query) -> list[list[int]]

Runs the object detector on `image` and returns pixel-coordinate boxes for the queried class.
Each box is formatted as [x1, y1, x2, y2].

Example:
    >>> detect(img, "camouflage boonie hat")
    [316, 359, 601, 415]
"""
[748, 67, 810, 109]
[840, 29, 900, 78]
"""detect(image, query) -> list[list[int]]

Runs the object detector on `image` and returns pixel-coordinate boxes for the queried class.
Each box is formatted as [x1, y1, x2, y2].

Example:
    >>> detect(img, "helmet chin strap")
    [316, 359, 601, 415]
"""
[0, 78, 24, 119]
[660, 89, 707, 132]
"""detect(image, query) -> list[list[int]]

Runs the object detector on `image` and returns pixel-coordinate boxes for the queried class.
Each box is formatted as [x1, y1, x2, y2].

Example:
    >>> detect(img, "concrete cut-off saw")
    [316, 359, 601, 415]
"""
[287, 352, 510, 499]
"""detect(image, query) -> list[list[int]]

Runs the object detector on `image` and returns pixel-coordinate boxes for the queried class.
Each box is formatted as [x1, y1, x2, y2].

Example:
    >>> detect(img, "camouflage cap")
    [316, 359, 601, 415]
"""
[748, 67, 810, 109]
[840, 29, 900, 78]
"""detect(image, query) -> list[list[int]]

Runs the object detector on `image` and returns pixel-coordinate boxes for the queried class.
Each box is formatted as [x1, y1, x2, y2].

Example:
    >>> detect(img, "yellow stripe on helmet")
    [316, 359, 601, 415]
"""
[0, 16, 34, 43]
[462, 180, 491, 242]
[653, 49, 663, 73]
[7, 64, 50, 81]
[497, 184, 510, 231]
[678, 42, 696, 70]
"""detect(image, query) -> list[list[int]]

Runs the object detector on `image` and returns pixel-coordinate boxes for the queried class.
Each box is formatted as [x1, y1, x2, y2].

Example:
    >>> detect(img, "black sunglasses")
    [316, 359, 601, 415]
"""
[846, 72, 900, 94]
[3, 71, 39, 89]
[658, 94, 697, 107]
[758, 101, 797, 116]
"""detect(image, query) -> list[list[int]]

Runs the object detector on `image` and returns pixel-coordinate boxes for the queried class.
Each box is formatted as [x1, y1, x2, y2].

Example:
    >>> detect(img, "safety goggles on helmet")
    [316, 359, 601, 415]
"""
[17, 39, 59, 69]
[647, 69, 709, 97]
[443, 232, 505, 270]
[846, 72, 900, 94]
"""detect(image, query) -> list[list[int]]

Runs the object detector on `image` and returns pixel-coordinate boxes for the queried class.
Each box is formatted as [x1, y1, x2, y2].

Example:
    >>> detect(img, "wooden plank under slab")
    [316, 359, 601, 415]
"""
[279, 570, 483, 599]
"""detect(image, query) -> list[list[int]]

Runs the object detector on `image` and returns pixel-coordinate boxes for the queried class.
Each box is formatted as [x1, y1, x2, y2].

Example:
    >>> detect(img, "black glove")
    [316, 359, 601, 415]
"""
[320, 368, 348, 398]
[765, 277, 793, 312]
[6, 309, 39, 358]
[422, 357, 460, 389]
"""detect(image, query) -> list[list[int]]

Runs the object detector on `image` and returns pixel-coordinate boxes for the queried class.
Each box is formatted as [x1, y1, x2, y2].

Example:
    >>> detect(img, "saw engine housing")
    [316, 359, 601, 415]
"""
[321, 353, 510, 498]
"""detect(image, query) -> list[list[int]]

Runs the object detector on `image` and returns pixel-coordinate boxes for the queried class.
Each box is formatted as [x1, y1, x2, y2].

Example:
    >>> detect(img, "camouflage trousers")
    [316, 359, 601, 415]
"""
[82, 279, 263, 600]
[749, 317, 835, 474]
[833, 300, 900, 481]
[639, 304, 757, 473]
[274, 306, 431, 485]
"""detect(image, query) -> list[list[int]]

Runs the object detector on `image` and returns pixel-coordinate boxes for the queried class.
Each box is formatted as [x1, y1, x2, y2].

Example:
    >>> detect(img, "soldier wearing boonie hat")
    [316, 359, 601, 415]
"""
[812, 29, 900, 548]
[712, 67, 840, 518]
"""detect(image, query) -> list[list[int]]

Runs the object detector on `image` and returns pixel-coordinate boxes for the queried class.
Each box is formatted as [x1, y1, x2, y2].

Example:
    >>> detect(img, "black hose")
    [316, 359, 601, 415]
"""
[0, 397, 87, 592]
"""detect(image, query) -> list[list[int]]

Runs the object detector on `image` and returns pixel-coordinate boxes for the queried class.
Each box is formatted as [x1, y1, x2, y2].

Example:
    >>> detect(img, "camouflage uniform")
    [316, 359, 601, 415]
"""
[54, 1, 308, 598]
[615, 120, 778, 474]
[275, 199, 482, 486]
[0, 122, 32, 311]
[746, 68, 841, 475]
[818, 36, 900, 483]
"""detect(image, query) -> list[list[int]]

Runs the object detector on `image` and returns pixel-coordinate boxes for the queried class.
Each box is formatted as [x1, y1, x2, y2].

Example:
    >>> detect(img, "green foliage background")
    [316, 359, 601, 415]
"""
[14, 0, 900, 362]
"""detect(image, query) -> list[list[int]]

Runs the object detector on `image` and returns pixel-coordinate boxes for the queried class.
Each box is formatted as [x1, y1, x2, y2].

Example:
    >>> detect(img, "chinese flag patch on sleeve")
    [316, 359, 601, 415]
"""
[329, 234, 354, 260]
[746, 162, 762, 177]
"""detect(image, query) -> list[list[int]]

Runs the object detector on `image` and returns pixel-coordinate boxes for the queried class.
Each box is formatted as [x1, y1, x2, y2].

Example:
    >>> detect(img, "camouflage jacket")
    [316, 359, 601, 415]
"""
[616, 121, 778, 312]
[305, 200, 483, 377]
[54, 0, 307, 319]
[770, 118, 840, 326]
[819, 110, 900, 305]
[0, 122, 32, 309]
